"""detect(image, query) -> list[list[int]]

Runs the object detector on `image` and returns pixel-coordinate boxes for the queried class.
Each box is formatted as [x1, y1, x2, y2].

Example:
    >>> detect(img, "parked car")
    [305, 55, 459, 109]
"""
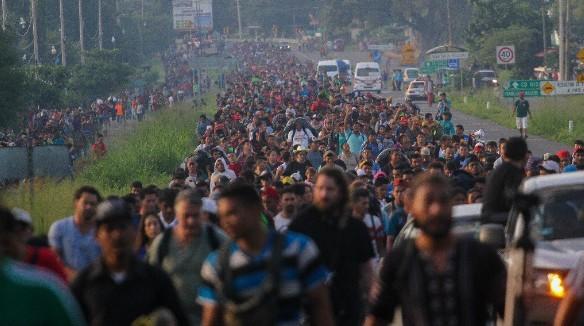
[353, 62, 382, 93]
[480, 171, 584, 324]
[316, 60, 339, 79]
[405, 79, 427, 101]
[403, 67, 420, 86]
[472, 69, 498, 89]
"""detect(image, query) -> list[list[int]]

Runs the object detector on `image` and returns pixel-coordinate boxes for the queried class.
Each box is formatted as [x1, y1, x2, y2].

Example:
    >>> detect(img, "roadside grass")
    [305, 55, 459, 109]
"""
[452, 90, 584, 144]
[1, 97, 215, 233]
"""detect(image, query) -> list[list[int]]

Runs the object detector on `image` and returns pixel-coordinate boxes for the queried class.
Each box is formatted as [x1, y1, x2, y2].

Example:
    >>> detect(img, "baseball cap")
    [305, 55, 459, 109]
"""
[95, 199, 133, 227]
[556, 150, 571, 160]
[540, 160, 560, 173]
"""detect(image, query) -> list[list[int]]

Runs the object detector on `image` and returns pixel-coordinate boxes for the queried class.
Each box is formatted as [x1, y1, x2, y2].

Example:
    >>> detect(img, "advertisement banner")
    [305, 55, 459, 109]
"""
[173, 0, 213, 31]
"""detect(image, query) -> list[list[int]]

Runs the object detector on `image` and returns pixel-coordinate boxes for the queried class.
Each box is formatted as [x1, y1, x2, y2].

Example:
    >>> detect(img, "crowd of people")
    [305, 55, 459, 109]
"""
[0, 47, 201, 164]
[2, 41, 584, 326]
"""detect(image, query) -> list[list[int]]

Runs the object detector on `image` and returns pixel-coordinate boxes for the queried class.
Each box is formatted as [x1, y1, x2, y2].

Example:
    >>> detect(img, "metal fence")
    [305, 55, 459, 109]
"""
[0, 145, 73, 183]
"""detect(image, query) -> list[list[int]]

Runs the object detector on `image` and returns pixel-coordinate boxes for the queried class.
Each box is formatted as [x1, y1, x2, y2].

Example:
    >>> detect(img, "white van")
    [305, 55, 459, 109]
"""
[353, 62, 382, 93]
[316, 60, 340, 79]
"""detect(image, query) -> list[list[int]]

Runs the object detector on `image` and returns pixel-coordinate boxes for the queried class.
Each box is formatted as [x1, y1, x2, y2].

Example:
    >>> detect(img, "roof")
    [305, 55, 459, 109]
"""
[521, 171, 584, 194]
[317, 60, 337, 66]
[425, 44, 468, 55]
[355, 62, 380, 68]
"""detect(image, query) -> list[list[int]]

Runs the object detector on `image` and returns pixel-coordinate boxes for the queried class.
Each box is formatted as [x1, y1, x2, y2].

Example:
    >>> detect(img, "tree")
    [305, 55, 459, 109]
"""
[67, 49, 134, 104]
[23, 65, 70, 109]
[0, 32, 26, 127]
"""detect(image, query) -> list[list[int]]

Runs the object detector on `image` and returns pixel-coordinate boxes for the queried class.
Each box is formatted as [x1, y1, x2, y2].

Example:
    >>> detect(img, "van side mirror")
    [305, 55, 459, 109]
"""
[479, 224, 506, 249]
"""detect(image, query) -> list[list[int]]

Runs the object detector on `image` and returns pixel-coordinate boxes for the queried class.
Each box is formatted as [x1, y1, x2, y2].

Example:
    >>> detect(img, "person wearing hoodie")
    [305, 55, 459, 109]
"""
[209, 158, 236, 192]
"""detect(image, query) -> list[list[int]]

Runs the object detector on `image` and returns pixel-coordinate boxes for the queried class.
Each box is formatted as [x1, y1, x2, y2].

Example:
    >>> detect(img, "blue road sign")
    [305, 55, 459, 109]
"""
[447, 59, 459, 69]
[372, 50, 382, 63]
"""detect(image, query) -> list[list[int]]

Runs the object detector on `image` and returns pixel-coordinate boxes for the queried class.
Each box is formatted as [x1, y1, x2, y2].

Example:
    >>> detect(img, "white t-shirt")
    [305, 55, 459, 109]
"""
[287, 128, 314, 148]
[274, 212, 292, 232]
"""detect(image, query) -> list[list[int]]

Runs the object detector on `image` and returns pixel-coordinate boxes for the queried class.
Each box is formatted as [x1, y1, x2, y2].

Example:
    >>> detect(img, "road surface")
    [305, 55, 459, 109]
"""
[294, 49, 567, 156]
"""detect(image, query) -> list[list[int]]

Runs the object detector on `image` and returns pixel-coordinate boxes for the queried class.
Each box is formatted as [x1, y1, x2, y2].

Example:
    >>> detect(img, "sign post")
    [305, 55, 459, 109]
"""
[496, 45, 516, 65]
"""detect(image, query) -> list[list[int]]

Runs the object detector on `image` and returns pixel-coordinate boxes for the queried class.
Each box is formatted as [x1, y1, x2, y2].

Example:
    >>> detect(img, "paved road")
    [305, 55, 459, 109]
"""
[294, 49, 567, 156]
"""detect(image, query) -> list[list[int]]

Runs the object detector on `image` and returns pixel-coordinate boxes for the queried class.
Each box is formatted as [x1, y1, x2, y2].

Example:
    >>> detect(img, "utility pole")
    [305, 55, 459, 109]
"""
[1, 0, 6, 31]
[565, 0, 570, 79]
[541, 0, 547, 68]
[236, 0, 242, 39]
[558, 0, 565, 80]
[446, 0, 453, 46]
[59, 0, 67, 65]
[79, 0, 85, 64]
[98, 0, 103, 50]
[31, 0, 39, 65]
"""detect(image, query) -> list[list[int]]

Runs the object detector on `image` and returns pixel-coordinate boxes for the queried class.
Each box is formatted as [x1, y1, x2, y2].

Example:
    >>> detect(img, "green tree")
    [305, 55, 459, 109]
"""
[0, 32, 25, 127]
[66, 49, 134, 104]
[23, 65, 70, 109]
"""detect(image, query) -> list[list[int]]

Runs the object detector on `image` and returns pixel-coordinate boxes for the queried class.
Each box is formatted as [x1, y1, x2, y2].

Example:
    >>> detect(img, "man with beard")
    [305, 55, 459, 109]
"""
[288, 168, 374, 326]
[48, 186, 102, 280]
[365, 173, 506, 326]
[274, 186, 298, 232]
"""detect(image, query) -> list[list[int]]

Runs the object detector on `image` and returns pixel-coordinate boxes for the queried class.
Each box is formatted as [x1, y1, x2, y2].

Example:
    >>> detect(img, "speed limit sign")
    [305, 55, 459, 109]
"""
[496, 45, 516, 64]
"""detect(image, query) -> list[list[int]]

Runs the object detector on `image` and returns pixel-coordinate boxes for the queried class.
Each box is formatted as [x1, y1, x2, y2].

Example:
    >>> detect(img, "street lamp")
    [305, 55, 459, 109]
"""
[50, 45, 57, 56]
[111, 35, 116, 48]
[19, 17, 26, 30]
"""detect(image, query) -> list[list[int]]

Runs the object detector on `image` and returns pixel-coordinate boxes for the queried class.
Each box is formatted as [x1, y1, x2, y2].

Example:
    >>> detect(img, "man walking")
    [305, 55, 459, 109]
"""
[273, 186, 298, 232]
[513, 91, 532, 139]
[365, 173, 506, 326]
[148, 189, 226, 325]
[71, 199, 189, 326]
[48, 186, 102, 280]
[288, 168, 374, 326]
[198, 183, 334, 326]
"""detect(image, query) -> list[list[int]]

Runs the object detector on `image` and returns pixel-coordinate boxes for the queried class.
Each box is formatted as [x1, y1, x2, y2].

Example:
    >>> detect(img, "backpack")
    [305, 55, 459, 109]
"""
[218, 233, 285, 326]
[155, 224, 221, 267]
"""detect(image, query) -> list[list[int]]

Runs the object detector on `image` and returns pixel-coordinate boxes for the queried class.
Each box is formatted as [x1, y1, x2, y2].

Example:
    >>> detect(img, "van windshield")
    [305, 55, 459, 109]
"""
[318, 65, 338, 73]
[406, 69, 419, 78]
[357, 67, 380, 77]
[533, 188, 584, 241]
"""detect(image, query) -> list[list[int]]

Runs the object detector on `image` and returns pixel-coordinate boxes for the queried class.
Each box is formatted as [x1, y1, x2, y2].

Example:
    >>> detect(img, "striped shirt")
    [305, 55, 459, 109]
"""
[198, 231, 327, 326]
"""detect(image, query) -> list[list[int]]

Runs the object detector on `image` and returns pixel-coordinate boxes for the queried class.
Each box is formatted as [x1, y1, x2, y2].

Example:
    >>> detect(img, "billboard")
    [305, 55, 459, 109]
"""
[173, 0, 213, 31]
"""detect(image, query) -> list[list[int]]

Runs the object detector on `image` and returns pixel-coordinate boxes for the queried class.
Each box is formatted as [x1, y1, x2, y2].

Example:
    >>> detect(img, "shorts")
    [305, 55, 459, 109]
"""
[516, 117, 528, 129]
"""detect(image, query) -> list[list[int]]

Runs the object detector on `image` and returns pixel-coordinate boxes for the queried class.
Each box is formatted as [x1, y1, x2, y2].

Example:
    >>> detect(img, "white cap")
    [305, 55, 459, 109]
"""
[11, 207, 32, 226]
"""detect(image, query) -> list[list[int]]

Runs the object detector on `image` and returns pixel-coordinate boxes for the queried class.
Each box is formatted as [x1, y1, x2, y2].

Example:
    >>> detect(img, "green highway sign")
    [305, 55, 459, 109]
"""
[420, 60, 448, 74]
[503, 89, 541, 97]
[507, 80, 541, 90]
[503, 80, 542, 97]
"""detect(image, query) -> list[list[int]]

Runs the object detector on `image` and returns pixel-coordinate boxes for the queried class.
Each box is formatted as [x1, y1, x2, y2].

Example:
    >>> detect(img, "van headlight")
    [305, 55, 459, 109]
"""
[534, 271, 566, 298]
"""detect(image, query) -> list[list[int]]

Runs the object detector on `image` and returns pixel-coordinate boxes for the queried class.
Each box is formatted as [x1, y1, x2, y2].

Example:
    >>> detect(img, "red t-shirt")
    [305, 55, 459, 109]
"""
[25, 246, 68, 282]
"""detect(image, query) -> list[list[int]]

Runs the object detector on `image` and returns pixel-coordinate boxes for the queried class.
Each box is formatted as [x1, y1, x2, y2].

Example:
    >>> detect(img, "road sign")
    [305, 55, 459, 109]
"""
[577, 48, 584, 63]
[447, 59, 459, 69]
[420, 60, 448, 74]
[496, 45, 516, 64]
[539, 81, 584, 96]
[503, 89, 540, 97]
[503, 80, 541, 97]
[427, 51, 469, 61]
[577, 73, 584, 83]
[507, 80, 541, 90]
[368, 44, 394, 51]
